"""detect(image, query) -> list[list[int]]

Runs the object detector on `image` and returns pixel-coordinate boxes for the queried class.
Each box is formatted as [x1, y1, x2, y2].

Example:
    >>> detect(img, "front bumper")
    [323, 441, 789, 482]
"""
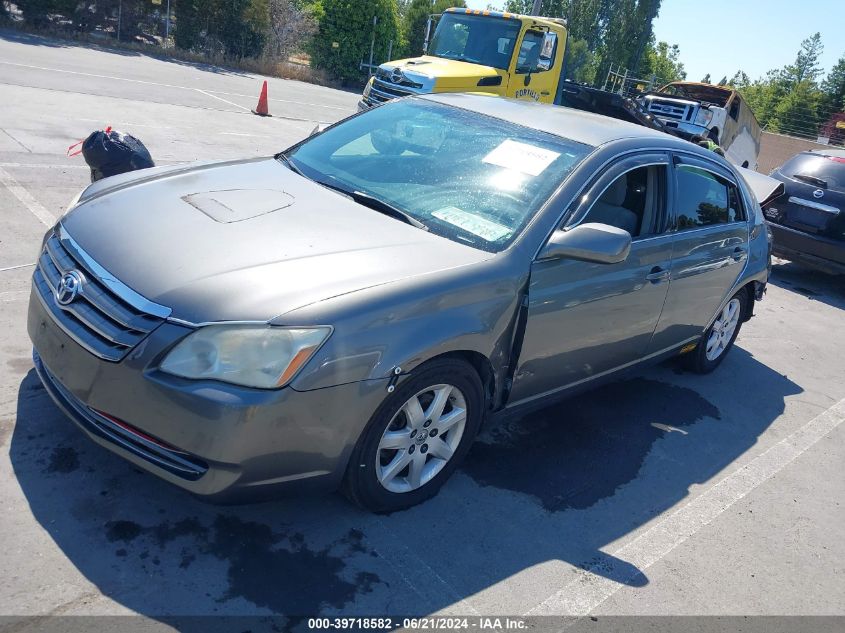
[27, 289, 390, 501]
[767, 222, 845, 275]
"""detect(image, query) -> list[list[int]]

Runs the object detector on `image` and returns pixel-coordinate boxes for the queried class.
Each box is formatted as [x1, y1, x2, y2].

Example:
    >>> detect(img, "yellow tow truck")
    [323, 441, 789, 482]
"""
[359, 7, 569, 109]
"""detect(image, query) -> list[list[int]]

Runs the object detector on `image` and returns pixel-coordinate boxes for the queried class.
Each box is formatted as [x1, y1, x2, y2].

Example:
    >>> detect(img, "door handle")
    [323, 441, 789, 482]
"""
[646, 266, 670, 283]
[731, 246, 748, 262]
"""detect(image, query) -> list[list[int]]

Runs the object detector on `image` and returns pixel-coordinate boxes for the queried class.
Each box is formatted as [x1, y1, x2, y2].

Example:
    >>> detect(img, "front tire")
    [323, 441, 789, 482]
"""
[684, 290, 747, 374]
[342, 358, 484, 513]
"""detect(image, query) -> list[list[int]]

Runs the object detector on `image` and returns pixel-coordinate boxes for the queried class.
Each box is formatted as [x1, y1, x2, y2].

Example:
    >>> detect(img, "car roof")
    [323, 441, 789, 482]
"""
[420, 93, 677, 147]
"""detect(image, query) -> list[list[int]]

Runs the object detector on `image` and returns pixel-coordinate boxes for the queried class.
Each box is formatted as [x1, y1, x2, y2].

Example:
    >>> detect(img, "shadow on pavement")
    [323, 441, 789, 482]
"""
[769, 260, 845, 310]
[10, 346, 801, 628]
[0, 28, 252, 77]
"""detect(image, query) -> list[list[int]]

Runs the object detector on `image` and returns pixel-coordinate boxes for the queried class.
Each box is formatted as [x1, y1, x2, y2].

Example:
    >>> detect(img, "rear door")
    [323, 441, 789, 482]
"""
[649, 155, 750, 353]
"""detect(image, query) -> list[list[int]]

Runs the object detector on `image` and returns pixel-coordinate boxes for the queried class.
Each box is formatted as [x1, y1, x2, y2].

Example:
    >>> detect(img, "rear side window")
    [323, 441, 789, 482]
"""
[675, 165, 744, 228]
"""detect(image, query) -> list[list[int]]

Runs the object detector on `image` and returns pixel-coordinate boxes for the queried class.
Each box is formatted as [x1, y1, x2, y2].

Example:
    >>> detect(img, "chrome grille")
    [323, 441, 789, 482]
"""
[33, 228, 170, 361]
[647, 99, 694, 121]
[365, 78, 418, 105]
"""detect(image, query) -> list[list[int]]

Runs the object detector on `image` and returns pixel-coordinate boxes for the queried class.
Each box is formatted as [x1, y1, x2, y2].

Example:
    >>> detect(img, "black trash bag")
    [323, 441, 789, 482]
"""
[81, 129, 155, 182]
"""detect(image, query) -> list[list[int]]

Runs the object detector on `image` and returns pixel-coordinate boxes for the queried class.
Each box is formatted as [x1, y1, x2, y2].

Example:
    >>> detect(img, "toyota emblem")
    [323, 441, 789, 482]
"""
[390, 67, 404, 84]
[56, 270, 84, 306]
[812, 189, 824, 199]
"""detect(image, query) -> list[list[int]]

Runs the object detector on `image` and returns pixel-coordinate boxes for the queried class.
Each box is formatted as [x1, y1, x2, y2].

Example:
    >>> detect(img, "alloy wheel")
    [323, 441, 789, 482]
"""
[376, 383, 467, 493]
[705, 298, 741, 361]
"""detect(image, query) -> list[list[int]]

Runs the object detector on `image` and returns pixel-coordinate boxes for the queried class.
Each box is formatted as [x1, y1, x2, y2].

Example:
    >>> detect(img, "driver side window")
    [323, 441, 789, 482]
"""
[515, 31, 546, 73]
[581, 165, 668, 239]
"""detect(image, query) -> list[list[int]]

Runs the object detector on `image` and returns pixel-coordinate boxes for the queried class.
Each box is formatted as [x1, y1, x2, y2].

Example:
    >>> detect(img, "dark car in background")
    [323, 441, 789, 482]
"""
[764, 149, 845, 275]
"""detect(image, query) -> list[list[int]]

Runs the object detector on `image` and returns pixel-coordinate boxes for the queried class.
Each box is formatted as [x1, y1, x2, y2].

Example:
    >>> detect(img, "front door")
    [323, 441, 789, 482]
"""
[506, 29, 559, 103]
[508, 154, 674, 405]
[649, 155, 750, 353]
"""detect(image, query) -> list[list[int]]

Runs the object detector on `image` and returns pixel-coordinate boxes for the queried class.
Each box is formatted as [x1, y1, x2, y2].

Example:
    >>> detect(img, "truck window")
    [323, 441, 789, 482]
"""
[516, 31, 545, 73]
[729, 98, 740, 121]
[428, 13, 520, 71]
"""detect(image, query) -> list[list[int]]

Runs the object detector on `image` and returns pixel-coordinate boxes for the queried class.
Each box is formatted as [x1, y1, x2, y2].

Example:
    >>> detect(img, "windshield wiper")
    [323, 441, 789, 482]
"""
[276, 152, 306, 177]
[792, 173, 828, 188]
[315, 179, 429, 231]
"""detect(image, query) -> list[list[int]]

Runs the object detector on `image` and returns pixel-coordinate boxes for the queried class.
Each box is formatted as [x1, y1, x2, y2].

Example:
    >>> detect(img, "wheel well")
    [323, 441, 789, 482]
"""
[427, 351, 496, 411]
[740, 282, 756, 322]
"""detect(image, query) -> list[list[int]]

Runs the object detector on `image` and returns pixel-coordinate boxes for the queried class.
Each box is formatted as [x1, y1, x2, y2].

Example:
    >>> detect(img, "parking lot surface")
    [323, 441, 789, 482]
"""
[1, 30, 844, 630]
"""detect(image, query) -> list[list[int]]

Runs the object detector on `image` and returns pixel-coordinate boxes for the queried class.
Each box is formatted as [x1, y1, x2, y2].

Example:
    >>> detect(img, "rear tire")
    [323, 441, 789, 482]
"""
[342, 358, 483, 513]
[684, 290, 748, 374]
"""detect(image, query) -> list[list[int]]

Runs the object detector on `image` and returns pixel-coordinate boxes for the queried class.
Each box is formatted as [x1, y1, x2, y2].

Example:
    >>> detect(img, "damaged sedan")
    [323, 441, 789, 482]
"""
[29, 94, 770, 512]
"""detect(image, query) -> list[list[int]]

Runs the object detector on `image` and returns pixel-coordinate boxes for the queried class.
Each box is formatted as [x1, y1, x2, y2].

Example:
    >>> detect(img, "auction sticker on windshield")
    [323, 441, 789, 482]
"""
[483, 139, 561, 176]
[432, 206, 511, 242]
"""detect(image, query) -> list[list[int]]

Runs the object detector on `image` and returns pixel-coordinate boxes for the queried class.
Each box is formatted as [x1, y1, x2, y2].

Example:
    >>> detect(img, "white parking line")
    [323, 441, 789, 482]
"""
[0, 162, 88, 169]
[0, 166, 55, 227]
[194, 88, 251, 112]
[526, 396, 845, 616]
[0, 263, 35, 273]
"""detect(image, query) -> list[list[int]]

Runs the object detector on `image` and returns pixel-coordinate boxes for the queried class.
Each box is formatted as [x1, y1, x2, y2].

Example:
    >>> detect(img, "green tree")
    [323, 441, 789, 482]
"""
[18, 0, 77, 28]
[821, 55, 845, 113]
[769, 79, 826, 138]
[564, 37, 596, 83]
[717, 75, 727, 86]
[641, 39, 686, 84]
[728, 70, 751, 90]
[403, 0, 465, 58]
[701, 73, 710, 84]
[311, 0, 401, 83]
[782, 32, 824, 86]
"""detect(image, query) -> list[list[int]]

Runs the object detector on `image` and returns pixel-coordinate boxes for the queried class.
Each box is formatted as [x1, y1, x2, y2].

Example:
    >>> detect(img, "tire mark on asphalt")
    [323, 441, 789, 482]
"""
[1, 127, 31, 153]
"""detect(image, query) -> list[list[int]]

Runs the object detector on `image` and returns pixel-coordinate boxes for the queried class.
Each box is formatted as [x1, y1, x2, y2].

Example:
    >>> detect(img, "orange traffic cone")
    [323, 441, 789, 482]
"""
[252, 81, 271, 117]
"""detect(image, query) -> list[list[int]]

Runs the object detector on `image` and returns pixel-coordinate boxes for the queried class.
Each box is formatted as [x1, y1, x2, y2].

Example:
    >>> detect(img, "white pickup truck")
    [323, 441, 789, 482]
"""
[641, 82, 762, 170]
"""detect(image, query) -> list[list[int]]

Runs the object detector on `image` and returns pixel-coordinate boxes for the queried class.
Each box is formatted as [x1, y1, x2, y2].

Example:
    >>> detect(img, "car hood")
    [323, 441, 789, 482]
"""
[62, 158, 491, 323]
[386, 56, 501, 82]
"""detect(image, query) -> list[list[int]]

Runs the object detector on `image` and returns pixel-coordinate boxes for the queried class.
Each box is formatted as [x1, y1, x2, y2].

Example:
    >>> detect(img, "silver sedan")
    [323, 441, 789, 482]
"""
[28, 94, 771, 512]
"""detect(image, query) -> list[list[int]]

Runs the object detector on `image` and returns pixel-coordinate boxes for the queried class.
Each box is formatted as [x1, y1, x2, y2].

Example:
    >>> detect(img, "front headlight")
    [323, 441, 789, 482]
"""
[363, 77, 374, 97]
[695, 108, 713, 126]
[159, 325, 331, 389]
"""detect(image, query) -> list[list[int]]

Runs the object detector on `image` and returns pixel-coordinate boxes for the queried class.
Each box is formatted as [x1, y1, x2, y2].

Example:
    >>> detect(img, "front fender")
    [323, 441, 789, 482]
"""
[285, 262, 526, 394]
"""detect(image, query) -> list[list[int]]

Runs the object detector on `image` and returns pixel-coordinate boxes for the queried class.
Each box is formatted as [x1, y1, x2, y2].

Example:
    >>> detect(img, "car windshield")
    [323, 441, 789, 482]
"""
[428, 13, 520, 71]
[779, 153, 845, 192]
[285, 99, 592, 252]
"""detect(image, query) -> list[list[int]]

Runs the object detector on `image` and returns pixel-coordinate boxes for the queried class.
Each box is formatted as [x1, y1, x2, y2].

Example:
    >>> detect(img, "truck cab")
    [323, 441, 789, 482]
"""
[359, 7, 567, 109]
[640, 82, 762, 169]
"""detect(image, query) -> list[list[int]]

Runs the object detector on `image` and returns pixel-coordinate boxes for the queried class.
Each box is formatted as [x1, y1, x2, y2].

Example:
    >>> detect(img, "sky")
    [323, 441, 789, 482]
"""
[464, 0, 845, 83]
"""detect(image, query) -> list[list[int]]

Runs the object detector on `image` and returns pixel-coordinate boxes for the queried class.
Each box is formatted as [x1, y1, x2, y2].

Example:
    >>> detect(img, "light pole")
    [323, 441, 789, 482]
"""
[165, 0, 171, 47]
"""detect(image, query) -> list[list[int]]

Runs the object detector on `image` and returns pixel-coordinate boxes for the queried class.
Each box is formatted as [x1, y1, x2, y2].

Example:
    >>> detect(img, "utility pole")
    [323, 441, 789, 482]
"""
[165, 0, 171, 47]
[531, 0, 543, 15]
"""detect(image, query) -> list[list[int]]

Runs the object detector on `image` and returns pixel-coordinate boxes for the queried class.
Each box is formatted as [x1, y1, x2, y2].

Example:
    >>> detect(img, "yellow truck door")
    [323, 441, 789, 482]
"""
[506, 27, 562, 103]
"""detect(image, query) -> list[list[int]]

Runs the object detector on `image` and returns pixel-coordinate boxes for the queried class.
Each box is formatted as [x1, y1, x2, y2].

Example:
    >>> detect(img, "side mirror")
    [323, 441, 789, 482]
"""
[538, 222, 632, 264]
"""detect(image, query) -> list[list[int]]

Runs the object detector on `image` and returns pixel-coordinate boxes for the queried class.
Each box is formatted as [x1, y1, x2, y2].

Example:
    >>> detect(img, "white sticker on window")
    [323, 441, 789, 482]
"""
[482, 139, 561, 176]
[432, 207, 511, 242]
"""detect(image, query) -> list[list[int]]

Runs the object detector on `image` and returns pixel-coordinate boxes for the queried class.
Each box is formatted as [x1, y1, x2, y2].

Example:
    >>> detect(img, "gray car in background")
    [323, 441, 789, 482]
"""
[27, 94, 771, 512]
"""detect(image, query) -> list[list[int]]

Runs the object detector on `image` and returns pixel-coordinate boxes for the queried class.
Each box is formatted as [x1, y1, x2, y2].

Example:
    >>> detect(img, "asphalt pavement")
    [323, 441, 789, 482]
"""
[0, 29, 843, 632]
